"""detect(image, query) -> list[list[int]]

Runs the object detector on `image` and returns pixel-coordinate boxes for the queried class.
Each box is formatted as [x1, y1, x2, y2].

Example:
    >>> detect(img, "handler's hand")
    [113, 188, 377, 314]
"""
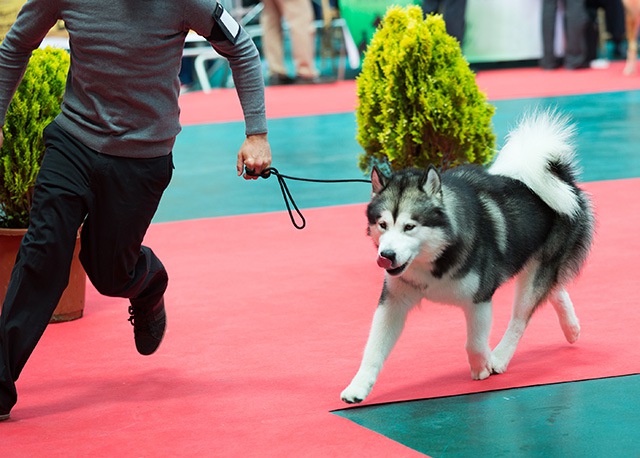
[237, 133, 271, 180]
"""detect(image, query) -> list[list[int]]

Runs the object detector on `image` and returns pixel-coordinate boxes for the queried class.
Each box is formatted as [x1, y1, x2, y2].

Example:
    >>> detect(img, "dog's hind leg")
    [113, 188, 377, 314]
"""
[341, 288, 418, 404]
[464, 300, 494, 380]
[549, 286, 580, 343]
[491, 262, 550, 374]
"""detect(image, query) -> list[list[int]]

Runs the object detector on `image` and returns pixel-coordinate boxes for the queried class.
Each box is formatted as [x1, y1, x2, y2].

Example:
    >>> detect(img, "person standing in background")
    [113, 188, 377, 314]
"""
[541, 0, 590, 69]
[260, 0, 319, 84]
[585, 0, 626, 59]
[422, 0, 468, 45]
[621, 0, 640, 74]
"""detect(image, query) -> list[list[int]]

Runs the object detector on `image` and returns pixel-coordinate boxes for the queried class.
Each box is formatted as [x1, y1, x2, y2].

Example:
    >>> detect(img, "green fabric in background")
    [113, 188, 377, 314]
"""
[339, 0, 418, 57]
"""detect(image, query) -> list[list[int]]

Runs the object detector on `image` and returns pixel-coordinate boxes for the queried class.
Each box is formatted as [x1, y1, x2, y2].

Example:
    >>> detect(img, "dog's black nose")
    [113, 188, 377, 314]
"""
[380, 250, 396, 263]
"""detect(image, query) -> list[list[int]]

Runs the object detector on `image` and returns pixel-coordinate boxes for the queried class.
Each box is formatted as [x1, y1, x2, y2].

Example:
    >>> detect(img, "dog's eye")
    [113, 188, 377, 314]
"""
[404, 224, 416, 232]
[378, 221, 387, 230]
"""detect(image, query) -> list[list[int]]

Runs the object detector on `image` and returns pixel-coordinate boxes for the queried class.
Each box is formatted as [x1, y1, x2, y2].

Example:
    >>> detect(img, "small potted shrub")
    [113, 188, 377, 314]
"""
[0, 46, 85, 322]
[356, 6, 496, 173]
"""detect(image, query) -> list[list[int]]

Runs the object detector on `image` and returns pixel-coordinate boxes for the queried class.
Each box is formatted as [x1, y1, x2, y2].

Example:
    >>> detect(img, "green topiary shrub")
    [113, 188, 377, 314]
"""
[0, 46, 69, 228]
[356, 6, 496, 173]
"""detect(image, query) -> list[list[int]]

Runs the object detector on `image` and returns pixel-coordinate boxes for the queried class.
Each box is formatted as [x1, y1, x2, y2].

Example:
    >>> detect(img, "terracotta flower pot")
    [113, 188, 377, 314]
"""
[0, 228, 86, 323]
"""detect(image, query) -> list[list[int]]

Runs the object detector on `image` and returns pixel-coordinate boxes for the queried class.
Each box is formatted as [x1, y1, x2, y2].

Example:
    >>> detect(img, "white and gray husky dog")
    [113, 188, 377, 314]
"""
[341, 110, 595, 404]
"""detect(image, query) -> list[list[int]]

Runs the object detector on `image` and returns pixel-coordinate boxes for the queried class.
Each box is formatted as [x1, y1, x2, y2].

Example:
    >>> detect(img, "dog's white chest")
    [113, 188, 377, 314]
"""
[397, 269, 480, 306]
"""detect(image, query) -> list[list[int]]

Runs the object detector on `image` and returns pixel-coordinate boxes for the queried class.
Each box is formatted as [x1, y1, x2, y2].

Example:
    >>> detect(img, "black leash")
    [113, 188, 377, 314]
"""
[246, 166, 371, 229]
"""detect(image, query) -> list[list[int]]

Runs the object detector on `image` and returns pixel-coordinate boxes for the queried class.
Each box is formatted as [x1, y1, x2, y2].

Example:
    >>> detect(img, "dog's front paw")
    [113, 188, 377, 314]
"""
[470, 366, 492, 380]
[490, 354, 509, 375]
[340, 383, 371, 404]
[468, 351, 493, 380]
[490, 346, 511, 374]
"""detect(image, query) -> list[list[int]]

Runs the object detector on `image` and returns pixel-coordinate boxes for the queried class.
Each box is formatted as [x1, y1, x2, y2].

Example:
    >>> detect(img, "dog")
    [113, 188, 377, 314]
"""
[623, 0, 640, 75]
[340, 110, 595, 404]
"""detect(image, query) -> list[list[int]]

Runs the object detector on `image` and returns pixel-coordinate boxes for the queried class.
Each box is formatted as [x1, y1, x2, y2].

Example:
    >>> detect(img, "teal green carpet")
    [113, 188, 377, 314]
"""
[333, 374, 640, 457]
[156, 90, 640, 223]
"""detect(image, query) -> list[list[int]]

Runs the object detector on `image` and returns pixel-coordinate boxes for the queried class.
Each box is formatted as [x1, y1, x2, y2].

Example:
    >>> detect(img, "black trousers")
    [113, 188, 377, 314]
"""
[541, 0, 590, 69]
[0, 122, 173, 413]
[422, 0, 468, 45]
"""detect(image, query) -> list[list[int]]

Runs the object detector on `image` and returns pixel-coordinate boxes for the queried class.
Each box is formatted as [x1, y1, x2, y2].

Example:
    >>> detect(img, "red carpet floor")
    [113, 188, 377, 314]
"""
[1, 178, 638, 457]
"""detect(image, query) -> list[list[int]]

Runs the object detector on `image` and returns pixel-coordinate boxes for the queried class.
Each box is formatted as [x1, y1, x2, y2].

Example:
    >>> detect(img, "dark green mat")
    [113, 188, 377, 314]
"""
[333, 374, 640, 457]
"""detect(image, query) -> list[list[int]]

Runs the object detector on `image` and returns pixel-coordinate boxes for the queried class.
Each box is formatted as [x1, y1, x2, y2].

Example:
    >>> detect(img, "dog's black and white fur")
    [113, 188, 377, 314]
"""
[341, 110, 595, 404]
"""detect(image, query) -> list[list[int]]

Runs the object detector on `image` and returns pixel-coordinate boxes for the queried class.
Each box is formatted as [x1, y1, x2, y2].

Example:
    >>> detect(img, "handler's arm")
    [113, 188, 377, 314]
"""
[206, 11, 271, 180]
[0, 0, 59, 126]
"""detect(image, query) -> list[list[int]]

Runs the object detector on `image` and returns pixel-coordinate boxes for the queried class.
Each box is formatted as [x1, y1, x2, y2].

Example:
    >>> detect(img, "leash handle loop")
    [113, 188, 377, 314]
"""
[247, 167, 306, 229]
[245, 166, 371, 230]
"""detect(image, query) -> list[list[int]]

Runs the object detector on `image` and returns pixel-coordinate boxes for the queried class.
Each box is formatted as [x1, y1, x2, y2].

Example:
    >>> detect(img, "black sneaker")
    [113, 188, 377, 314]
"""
[0, 412, 10, 422]
[128, 298, 166, 356]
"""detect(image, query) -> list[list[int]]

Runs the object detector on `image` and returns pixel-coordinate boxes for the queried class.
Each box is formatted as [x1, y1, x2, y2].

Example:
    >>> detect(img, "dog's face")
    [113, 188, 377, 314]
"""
[366, 166, 451, 276]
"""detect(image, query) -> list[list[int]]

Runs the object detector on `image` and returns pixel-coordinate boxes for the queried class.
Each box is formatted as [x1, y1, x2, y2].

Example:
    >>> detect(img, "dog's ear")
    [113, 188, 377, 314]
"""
[422, 165, 442, 196]
[371, 166, 387, 195]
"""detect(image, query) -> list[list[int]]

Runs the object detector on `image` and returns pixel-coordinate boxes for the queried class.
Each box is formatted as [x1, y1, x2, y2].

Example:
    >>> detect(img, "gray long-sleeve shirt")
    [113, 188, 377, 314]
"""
[0, 0, 267, 158]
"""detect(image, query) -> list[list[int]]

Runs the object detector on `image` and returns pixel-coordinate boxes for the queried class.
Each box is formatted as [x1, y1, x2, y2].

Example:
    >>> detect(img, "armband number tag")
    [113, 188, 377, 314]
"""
[214, 3, 240, 44]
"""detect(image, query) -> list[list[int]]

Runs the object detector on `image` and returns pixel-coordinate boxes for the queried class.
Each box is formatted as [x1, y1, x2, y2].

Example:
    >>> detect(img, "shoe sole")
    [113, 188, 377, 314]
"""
[0, 413, 10, 421]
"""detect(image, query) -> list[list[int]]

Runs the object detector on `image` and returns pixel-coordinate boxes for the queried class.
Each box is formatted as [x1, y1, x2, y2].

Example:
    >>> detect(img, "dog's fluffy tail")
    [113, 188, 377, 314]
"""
[489, 109, 581, 218]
